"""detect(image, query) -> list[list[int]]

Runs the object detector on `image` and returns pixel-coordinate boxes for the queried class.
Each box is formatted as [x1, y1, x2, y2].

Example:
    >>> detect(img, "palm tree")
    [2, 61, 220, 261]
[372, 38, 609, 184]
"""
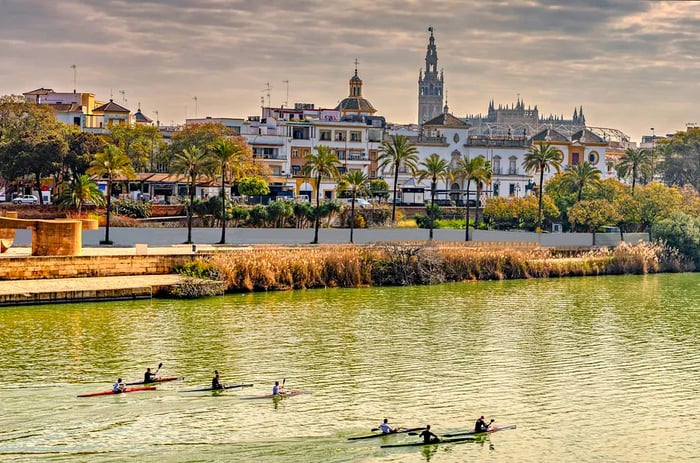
[617, 147, 651, 194]
[560, 161, 602, 202]
[522, 143, 562, 231]
[416, 153, 450, 240]
[455, 155, 490, 241]
[301, 145, 341, 244]
[171, 145, 210, 244]
[209, 139, 245, 244]
[378, 135, 419, 221]
[339, 170, 369, 243]
[87, 144, 135, 245]
[56, 174, 105, 216]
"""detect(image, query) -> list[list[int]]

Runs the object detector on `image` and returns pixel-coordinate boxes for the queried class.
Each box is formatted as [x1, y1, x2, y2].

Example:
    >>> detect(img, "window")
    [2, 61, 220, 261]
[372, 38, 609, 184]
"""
[370, 170, 376, 178]
[588, 151, 600, 164]
[335, 131, 346, 141]
[334, 149, 346, 160]
[292, 149, 299, 158]
[556, 150, 564, 162]
[350, 131, 361, 142]
[572, 152, 580, 165]
[508, 158, 517, 175]
[320, 130, 331, 141]
[493, 157, 501, 175]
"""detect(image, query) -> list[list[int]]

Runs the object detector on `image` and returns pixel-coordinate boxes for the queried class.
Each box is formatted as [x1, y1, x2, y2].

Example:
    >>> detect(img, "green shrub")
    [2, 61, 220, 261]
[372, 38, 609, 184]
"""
[110, 198, 152, 218]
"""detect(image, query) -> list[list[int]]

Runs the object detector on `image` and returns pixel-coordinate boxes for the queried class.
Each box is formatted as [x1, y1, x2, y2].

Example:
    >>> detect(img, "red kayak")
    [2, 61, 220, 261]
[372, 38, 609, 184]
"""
[241, 390, 309, 400]
[125, 376, 183, 386]
[77, 386, 157, 398]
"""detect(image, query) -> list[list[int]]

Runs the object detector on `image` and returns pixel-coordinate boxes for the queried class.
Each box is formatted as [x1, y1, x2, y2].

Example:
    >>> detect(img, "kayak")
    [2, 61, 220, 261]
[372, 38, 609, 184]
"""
[125, 376, 184, 386]
[241, 390, 309, 400]
[348, 427, 426, 441]
[443, 424, 517, 438]
[77, 386, 156, 398]
[381, 436, 475, 448]
[183, 383, 253, 392]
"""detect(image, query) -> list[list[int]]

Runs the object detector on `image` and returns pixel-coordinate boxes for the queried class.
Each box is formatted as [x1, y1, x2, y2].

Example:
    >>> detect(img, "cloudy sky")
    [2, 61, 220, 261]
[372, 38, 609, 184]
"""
[1, 0, 699, 142]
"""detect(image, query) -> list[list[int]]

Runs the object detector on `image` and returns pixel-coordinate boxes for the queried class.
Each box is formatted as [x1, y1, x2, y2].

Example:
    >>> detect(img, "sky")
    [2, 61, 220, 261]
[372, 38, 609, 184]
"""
[1, 0, 699, 143]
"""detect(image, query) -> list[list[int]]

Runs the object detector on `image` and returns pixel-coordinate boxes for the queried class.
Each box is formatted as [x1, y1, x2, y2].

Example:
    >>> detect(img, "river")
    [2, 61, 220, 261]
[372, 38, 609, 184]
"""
[0, 273, 698, 462]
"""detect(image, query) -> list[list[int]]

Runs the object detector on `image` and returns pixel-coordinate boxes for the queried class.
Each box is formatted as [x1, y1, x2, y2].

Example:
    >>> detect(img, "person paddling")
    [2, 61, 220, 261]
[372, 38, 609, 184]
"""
[378, 418, 397, 434]
[143, 367, 157, 384]
[212, 371, 224, 390]
[474, 416, 493, 432]
[272, 380, 285, 396]
[113, 378, 126, 393]
[419, 424, 439, 443]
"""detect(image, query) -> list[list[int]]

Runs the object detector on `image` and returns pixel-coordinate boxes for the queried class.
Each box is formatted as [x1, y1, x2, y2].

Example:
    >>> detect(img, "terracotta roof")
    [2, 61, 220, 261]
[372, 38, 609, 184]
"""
[134, 109, 153, 123]
[51, 103, 82, 112]
[423, 112, 469, 128]
[571, 128, 605, 144]
[24, 88, 54, 95]
[335, 97, 376, 114]
[531, 128, 569, 143]
[93, 99, 130, 113]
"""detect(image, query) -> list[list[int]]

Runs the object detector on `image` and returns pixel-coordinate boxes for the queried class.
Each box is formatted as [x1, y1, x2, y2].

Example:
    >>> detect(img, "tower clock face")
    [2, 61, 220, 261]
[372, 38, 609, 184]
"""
[453, 133, 459, 143]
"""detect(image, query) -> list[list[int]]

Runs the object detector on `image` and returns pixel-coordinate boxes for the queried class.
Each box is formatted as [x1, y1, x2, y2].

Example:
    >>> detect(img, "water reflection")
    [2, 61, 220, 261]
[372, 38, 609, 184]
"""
[0, 273, 698, 462]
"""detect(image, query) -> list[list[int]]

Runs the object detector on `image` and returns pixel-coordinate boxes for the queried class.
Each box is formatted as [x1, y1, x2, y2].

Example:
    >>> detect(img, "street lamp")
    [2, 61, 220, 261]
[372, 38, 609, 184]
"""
[650, 127, 655, 181]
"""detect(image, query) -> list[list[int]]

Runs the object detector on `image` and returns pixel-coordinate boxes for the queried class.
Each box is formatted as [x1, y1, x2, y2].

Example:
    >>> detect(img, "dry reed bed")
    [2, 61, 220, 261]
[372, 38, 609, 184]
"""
[202, 241, 682, 293]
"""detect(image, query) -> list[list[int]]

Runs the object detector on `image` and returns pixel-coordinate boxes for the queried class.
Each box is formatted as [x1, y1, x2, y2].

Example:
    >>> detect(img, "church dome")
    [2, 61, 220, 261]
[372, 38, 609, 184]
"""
[335, 65, 377, 116]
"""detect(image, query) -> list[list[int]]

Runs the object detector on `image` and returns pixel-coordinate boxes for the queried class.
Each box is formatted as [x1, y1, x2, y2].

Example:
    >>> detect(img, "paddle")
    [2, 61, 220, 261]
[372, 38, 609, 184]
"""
[154, 362, 163, 377]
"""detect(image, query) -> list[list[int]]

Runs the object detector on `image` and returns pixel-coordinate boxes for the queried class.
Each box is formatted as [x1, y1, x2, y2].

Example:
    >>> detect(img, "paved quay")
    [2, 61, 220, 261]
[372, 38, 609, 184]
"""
[0, 245, 244, 306]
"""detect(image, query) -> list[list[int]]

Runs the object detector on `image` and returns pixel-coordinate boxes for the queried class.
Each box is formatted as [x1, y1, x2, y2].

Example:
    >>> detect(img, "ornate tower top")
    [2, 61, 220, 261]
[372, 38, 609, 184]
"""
[349, 57, 363, 97]
[425, 26, 438, 76]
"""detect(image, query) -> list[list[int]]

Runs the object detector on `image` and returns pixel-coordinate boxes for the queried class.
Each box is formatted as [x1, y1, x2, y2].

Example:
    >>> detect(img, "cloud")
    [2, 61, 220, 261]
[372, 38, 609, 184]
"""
[0, 0, 698, 140]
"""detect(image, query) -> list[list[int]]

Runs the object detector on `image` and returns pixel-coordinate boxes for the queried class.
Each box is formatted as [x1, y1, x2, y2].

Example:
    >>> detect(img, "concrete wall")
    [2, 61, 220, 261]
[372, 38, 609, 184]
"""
[12, 227, 649, 248]
[0, 254, 194, 280]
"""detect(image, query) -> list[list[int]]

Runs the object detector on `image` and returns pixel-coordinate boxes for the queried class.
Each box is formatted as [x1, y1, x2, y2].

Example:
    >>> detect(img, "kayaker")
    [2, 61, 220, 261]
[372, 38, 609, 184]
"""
[143, 367, 157, 384]
[474, 416, 492, 432]
[212, 371, 224, 390]
[378, 418, 396, 434]
[272, 381, 285, 396]
[419, 424, 439, 444]
[113, 378, 126, 393]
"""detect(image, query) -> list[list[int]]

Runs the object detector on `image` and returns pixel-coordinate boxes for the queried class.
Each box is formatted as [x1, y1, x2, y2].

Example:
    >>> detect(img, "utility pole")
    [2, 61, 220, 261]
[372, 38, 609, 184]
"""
[193, 96, 198, 118]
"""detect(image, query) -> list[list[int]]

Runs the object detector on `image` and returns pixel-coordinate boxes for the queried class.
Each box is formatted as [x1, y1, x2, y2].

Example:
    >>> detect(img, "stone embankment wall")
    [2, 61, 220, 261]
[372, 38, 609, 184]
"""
[0, 254, 196, 280]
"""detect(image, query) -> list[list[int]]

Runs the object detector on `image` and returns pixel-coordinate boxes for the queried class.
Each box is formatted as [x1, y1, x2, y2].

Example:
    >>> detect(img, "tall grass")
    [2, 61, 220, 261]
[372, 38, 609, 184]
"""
[200, 241, 689, 293]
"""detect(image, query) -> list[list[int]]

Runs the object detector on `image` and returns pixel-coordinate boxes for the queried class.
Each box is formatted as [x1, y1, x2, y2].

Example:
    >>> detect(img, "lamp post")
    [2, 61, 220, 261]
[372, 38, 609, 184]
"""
[650, 127, 655, 181]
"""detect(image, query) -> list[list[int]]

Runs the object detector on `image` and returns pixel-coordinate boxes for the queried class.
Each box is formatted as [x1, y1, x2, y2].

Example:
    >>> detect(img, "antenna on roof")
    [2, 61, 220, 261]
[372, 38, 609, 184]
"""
[70, 64, 77, 93]
[282, 80, 289, 108]
[262, 82, 271, 107]
[119, 89, 126, 105]
[193, 96, 198, 118]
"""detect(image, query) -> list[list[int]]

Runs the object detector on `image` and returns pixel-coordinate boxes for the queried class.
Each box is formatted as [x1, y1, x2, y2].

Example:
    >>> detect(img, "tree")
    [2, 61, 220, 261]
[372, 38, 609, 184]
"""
[617, 148, 652, 193]
[378, 134, 419, 221]
[339, 170, 369, 243]
[55, 174, 105, 215]
[522, 143, 562, 231]
[416, 153, 450, 240]
[63, 131, 105, 181]
[455, 155, 490, 241]
[560, 161, 602, 202]
[369, 178, 390, 203]
[653, 211, 700, 267]
[301, 145, 341, 244]
[209, 137, 256, 244]
[636, 182, 683, 240]
[238, 176, 270, 199]
[171, 145, 210, 244]
[87, 144, 135, 245]
[109, 124, 163, 172]
[568, 199, 622, 244]
[168, 122, 235, 167]
[659, 131, 700, 191]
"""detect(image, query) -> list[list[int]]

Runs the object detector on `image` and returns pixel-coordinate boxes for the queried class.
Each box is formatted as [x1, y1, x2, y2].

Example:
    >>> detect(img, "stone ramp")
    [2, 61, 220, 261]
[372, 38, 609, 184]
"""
[0, 275, 183, 306]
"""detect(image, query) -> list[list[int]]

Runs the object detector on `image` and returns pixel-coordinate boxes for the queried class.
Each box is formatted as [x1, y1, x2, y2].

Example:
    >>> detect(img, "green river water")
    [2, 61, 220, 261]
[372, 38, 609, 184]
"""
[0, 273, 698, 463]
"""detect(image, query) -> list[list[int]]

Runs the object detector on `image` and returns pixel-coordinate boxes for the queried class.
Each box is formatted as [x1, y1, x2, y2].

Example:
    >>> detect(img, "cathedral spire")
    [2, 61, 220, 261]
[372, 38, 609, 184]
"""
[418, 26, 444, 125]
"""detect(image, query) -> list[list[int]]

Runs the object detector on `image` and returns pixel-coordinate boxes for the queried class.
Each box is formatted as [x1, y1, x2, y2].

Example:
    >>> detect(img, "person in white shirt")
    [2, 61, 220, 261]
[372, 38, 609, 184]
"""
[378, 418, 396, 434]
[113, 378, 126, 393]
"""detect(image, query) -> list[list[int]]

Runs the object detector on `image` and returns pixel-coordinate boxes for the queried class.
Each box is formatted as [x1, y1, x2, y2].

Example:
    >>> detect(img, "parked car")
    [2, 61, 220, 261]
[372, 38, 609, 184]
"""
[12, 194, 38, 205]
[340, 197, 371, 208]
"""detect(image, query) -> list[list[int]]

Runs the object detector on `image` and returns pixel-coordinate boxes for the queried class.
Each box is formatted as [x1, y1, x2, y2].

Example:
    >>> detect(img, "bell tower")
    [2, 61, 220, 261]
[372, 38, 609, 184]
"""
[418, 26, 444, 125]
